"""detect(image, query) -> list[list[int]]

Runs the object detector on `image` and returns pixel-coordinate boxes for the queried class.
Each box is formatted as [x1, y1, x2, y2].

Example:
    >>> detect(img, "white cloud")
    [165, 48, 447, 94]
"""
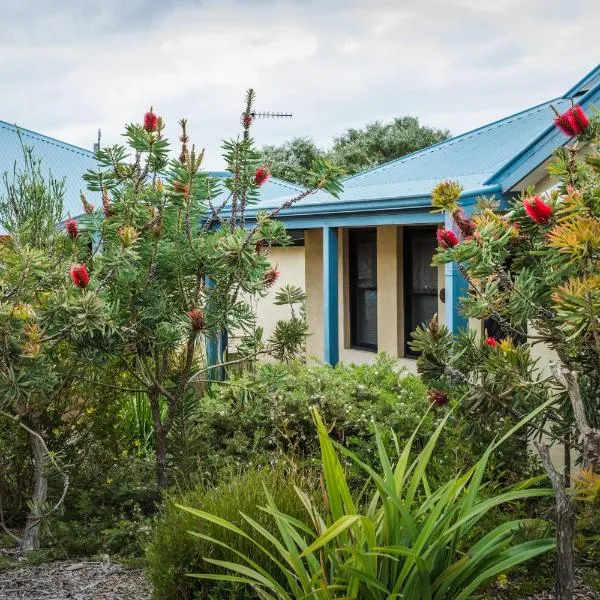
[0, 0, 598, 169]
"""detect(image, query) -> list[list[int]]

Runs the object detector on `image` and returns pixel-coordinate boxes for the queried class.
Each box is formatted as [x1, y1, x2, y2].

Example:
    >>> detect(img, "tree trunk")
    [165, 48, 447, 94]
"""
[536, 442, 574, 600]
[149, 389, 170, 489]
[21, 429, 48, 552]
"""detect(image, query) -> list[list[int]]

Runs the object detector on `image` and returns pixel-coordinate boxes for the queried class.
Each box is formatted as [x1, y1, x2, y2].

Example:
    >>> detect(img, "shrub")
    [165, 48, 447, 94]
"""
[195, 355, 529, 485]
[182, 409, 555, 599]
[43, 455, 158, 559]
[146, 465, 320, 600]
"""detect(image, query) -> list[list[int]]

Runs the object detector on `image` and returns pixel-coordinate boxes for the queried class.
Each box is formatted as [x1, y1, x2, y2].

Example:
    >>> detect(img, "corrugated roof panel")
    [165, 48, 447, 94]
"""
[342, 98, 570, 190]
[0, 121, 99, 227]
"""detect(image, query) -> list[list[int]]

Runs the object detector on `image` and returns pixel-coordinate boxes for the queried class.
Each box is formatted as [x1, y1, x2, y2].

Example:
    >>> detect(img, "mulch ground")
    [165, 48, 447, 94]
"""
[0, 557, 598, 599]
[0, 559, 151, 600]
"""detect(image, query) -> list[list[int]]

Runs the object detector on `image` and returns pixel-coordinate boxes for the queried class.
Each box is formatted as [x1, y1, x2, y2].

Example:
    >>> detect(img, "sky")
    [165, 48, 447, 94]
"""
[1, 0, 598, 169]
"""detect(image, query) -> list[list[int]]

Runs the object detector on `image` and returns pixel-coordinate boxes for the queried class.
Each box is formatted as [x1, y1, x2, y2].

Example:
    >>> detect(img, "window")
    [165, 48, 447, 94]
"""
[404, 228, 438, 354]
[349, 229, 377, 351]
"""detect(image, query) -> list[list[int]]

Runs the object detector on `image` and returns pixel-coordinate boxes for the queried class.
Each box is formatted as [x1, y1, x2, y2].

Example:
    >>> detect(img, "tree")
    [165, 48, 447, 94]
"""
[410, 104, 600, 600]
[329, 116, 450, 176]
[260, 117, 450, 184]
[259, 138, 322, 187]
[81, 91, 342, 488]
[0, 144, 111, 550]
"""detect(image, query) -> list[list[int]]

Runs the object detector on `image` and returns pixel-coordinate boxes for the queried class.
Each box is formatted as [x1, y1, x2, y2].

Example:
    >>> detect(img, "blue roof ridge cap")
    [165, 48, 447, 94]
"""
[485, 76, 600, 186]
[563, 63, 600, 98]
[0, 120, 96, 159]
[341, 96, 563, 184]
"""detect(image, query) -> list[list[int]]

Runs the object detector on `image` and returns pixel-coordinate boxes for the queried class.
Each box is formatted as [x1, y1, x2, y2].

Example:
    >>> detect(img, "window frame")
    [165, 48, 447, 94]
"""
[404, 227, 438, 356]
[349, 228, 378, 352]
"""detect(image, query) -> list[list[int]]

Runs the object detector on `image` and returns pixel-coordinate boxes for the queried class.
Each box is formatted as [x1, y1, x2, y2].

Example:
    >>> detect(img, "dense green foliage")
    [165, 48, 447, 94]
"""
[194, 356, 531, 485]
[181, 410, 554, 599]
[147, 466, 319, 600]
[260, 117, 450, 185]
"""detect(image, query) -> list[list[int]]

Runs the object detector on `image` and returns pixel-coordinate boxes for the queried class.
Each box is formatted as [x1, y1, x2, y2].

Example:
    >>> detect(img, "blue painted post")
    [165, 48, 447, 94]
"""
[444, 212, 469, 334]
[204, 277, 224, 381]
[323, 227, 339, 365]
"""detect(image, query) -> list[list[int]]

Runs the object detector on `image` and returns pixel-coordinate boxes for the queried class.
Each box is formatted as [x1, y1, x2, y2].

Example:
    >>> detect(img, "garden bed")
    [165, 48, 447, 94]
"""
[0, 558, 150, 600]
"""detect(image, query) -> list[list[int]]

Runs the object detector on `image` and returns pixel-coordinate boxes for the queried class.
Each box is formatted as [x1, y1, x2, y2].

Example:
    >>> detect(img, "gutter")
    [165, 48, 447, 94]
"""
[237, 183, 503, 221]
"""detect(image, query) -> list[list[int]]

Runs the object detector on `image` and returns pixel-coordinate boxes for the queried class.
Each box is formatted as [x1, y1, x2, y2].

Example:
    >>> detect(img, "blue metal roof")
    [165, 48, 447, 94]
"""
[0, 125, 304, 233]
[243, 64, 600, 225]
[0, 121, 99, 232]
[209, 170, 307, 203]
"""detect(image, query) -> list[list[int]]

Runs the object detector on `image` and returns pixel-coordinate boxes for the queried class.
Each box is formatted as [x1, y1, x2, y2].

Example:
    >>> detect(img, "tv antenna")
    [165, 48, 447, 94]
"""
[252, 111, 292, 119]
[240, 111, 292, 125]
[93, 128, 102, 153]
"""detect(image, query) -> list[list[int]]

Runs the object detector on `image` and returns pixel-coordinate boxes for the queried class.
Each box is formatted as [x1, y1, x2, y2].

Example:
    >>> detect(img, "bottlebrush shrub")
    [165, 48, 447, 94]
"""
[412, 107, 600, 597]
[0, 145, 115, 552]
[79, 90, 342, 489]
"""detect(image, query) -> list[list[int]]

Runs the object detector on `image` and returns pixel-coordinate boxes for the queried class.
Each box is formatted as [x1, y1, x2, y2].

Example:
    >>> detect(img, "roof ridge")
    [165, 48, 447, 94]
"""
[342, 96, 562, 185]
[0, 120, 95, 159]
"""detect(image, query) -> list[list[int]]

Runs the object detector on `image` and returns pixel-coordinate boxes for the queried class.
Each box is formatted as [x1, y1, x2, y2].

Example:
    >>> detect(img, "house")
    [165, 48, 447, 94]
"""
[241, 64, 600, 370]
[0, 121, 100, 234]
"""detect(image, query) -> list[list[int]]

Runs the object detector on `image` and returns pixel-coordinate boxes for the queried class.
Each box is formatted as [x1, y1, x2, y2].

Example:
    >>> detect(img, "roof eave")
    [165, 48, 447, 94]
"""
[240, 183, 502, 221]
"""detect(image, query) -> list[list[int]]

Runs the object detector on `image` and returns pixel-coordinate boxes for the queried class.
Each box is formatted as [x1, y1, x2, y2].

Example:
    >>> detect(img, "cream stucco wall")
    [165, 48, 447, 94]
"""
[248, 245, 306, 343]
[302, 225, 444, 373]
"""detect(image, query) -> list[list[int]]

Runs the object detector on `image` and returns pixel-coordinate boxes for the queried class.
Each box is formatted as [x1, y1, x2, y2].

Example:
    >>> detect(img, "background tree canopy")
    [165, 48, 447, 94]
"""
[259, 116, 451, 185]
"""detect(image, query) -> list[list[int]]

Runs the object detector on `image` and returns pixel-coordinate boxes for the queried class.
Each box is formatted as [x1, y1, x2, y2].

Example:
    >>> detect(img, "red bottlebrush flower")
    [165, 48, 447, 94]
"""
[65, 219, 78, 239]
[436, 227, 459, 249]
[485, 337, 498, 348]
[570, 105, 589, 133]
[102, 187, 112, 218]
[452, 208, 476, 238]
[70, 264, 90, 288]
[144, 110, 158, 132]
[173, 180, 190, 195]
[242, 114, 253, 127]
[187, 308, 205, 331]
[254, 167, 270, 186]
[255, 239, 266, 255]
[523, 195, 553, 225]
[264, 267, 279, 288]
[554, 105, 589, 137]
[429, 389, 449, 406]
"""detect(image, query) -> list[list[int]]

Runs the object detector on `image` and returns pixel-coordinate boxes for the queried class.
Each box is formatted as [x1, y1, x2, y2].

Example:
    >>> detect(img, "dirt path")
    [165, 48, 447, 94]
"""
[0, 559, 151, 600]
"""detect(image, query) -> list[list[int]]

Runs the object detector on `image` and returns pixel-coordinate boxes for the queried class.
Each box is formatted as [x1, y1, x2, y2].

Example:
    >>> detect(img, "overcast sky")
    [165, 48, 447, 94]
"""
[1, 0, 598, 169]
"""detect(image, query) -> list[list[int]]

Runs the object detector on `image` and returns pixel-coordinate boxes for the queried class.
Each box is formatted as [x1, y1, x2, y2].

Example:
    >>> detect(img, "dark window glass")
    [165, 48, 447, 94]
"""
[349, 229, 377, 350]
[405, 228, 438, 354]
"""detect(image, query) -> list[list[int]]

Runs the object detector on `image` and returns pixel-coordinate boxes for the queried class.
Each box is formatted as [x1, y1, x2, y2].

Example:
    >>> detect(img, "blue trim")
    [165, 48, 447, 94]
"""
[487, 77, 600, 191]
[243, 186, 500, 221]
[444, 213, 468, 334]
[204, 277, 225, 381]
[239, 187, 504, 230]
[323, 227, 339, 365]
[564, 64, 600, 98]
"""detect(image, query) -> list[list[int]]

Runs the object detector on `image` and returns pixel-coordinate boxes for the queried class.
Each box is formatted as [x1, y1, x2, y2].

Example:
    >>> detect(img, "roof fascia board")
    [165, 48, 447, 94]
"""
[242, 184, 501, 220]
